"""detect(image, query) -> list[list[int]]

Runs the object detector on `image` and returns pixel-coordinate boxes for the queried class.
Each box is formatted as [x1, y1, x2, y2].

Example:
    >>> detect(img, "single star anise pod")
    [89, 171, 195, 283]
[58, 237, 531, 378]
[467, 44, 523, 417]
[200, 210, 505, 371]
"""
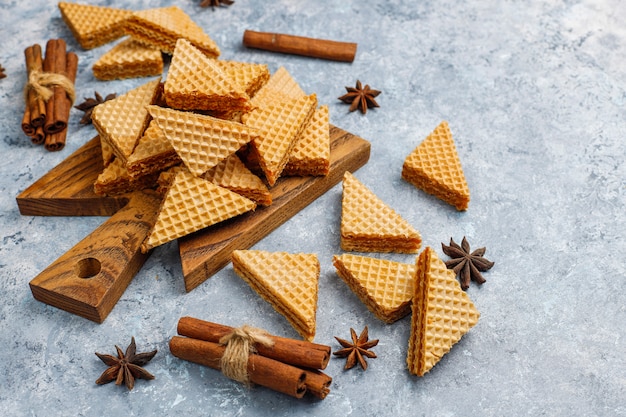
[333, 326, 379, 370]
[95, 337, 157, 390]
[442, 237, 495, 290]
[338, 80, 381, 114]
[0, 64, 6, 79]
[200, 0, 234, 8]
[74, 92, 116, 125]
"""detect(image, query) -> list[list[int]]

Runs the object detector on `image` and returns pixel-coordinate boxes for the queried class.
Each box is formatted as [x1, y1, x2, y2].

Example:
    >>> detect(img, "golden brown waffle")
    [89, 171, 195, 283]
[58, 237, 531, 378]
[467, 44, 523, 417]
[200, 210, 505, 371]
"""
[94, 157, 158, 196]
[333, 254, 415, 323]
[242, 94, 317, 186]
[93, 38, 163, 81]
[201, 154, 272, 206]
[216, 60, 270, 99]
[142, 169, 256, 252]
[284, 105, 330, 176]
[340, 171, 421, 253]
[407, 247, 480, 376]
[250, 66, 306, 108]
[126, 120, 181, 178]
[231, 250, 320, 341]
[402, 121, 470, 211]
[147, 105, 259, 177]
[164, 39, 250, 112]
[58, 2, 132, 50]
[91, 78, 161, 164]
[100, 137, 115, 167]
[124, 6, 220, 57]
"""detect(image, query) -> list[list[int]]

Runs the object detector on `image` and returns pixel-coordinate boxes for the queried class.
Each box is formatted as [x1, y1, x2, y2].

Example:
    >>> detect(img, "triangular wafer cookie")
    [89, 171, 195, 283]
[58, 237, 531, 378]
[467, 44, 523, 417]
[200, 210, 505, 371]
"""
[341, 171, 421, 253]
[164, 39, 249, 112]
[126, 120, 181, 178]
[94, 157, 158, 197]
[242, 94, 317, 186]
[58, 2, 131, 49]
[216, 60, 270, 99]
[124, 6, 220, 57]
[407, 247, 480, 376]
[402, 121, 470, 211]
[147, 105, 259, 177]
[92, 78, 161, 164]
[333, 253, 415, 323]
[251, 66, 306, 108]
[142, 169, 256, 252]
[284, 105, 330, 176]
[231, 250, 320, 341]
[93, 38, 163, 81]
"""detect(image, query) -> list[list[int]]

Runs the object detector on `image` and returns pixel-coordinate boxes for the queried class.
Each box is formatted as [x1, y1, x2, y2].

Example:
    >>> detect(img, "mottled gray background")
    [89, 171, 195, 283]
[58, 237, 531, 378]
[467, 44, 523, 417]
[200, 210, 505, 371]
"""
[0, 0, 624, 416]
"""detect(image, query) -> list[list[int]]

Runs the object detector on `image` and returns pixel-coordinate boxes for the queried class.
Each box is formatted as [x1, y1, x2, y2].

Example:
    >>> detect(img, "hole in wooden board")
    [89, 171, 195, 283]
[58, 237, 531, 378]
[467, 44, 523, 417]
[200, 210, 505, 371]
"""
[74, 257, 102, 279]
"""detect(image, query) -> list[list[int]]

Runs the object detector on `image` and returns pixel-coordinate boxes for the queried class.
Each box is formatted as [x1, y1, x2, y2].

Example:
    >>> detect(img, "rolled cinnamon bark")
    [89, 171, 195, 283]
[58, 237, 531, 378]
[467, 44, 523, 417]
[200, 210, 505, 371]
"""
[43, 39, 70, 135]
[22, 44, 46, 137]
[169, 336, 307, 398]
[177, 316, 330, 370]
[44, 51, 77, 152]
[243, 30, 357, 62]
[302, 369, 332, 400]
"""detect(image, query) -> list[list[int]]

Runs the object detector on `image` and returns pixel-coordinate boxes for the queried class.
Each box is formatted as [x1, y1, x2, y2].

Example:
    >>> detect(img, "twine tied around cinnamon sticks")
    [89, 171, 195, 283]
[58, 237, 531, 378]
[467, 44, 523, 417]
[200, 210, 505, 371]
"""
[218, 325, 274, 385]
[24, 69, 76, 106]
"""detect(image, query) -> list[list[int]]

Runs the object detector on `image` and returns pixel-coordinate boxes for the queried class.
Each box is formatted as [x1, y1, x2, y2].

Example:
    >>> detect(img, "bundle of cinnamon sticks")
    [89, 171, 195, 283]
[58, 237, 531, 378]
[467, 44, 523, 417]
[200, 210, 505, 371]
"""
[169, 317, 333, 399]
[22, 39, 78, 151]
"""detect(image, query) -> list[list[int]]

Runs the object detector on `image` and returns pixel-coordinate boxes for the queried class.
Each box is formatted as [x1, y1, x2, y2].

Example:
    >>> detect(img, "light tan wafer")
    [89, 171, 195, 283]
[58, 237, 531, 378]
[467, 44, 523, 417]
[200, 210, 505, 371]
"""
[216, 60, 270, 99]
[91, 78, 161, 164]
[147, 105, 259, 177]
[94, 157, 158, 196]
[402, 121, 470, 211]
[340, 171, 421, 253]
[142, 169, 256, 252]
[333, 254, 415, 323]
[201, 154, 272, 206]
[284, 105, 330, 176]
[251, 66, 306, 108]
[164, 39, 249, 112]
[231, 250, 320, 341]
[242, 94, 317, 186]
[58, 2, 131, 50]
[124, 6, 220, 57]
[93, 37, 163, 81]
[126, 120, 181, 178]
[407, 247, 480, 376]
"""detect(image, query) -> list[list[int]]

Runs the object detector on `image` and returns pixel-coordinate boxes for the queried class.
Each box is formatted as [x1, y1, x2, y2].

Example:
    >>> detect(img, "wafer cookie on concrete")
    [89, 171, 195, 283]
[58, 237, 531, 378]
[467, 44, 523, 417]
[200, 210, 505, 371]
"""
[93, 38, 163, 81]
[407, 247, 480, 376]
[164, 39, 249, 112]
[91, 78, 161, 164]
[341, 171, 421, 253]
[147, 105, 259, 177]
[242, 94, 317, 186]
[402, 121, 470, 211]
[284, 105, 330, 176]
[231, 250, 320, 341]
[124, 6, 220, 57]
[126, 120, 181, 178]
[202, 154, 272, 206]
[58, 2, 132, 50]
[142, 169, 256, 252]
[333, 254, 415, 323]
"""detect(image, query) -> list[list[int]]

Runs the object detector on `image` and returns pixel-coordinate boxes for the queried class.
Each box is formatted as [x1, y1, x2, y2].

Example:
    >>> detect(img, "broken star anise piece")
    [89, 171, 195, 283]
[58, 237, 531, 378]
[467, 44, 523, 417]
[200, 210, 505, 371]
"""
[442, 237, 495, 291]
[338, 80, 381, 114]
[95, 337, 157, 390]
[333, 326, 379, 370]
[74, 91, 116, 125]
[200, 0, 234, 8]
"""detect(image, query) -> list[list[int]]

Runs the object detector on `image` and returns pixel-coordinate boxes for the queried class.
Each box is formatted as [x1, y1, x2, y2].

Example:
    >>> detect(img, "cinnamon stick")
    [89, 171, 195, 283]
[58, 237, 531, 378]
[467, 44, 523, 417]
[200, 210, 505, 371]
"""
[243, 30, 357, 62]
[302, 369, 332, 400]
[169, 336, 307, 398]
[22, 44, 46, 136]
[177, 316, 330, 370]
[43, 39, 69, 135]
[45, 51, 77, 152]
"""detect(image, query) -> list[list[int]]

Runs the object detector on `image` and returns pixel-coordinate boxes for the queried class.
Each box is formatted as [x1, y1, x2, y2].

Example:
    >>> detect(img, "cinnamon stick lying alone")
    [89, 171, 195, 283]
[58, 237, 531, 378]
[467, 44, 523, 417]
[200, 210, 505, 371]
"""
[169, 336, 307, 399]
[243, 30, 357, 62]
[177, 316, 331, 370]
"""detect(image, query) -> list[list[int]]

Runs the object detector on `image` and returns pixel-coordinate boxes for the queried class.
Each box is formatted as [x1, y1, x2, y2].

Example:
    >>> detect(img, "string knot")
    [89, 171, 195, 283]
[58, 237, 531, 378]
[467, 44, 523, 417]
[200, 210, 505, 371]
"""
[25, 70, 75, 104]
[219, 325, 274, 385]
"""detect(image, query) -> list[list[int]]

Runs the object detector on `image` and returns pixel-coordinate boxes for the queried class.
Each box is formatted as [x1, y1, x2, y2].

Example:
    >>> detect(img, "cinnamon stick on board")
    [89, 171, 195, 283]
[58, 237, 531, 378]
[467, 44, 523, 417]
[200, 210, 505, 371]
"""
[177, 316, 331, 370]
[169, 336, 307, 399]
[45, 51, 78, 152]
[22, 44, 46, 142]
[243, 30, 357, 62]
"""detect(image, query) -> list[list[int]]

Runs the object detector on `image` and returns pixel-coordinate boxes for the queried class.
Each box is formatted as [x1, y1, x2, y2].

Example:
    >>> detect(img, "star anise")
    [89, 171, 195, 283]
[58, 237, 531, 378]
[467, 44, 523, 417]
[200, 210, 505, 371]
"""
[95, 337, 157, 390]
[338, 80, 381, 114]
[74, 92, 116, 124]
[442, 237, 495, 290]
[200, 0, 234, 8]
[0, 64, 6, 79]
[333, 326, 379, 370]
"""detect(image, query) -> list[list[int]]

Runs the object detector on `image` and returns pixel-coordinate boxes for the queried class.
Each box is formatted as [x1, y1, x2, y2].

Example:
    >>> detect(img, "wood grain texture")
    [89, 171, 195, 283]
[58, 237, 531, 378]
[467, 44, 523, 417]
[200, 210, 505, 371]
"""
[179, 125, 371, 292]
[16, 136, 130, 216]
[29, 191, 162, 323]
